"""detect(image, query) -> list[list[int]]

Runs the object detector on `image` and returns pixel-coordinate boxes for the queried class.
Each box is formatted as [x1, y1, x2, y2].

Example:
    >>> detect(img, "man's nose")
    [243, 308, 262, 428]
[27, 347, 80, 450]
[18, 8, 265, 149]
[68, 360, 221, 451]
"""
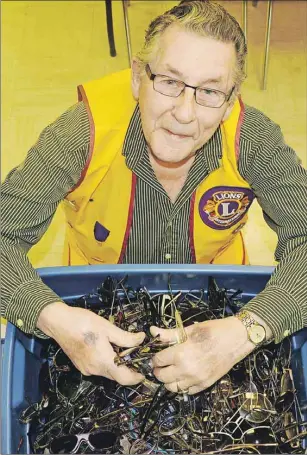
[172, 87, 197, 124]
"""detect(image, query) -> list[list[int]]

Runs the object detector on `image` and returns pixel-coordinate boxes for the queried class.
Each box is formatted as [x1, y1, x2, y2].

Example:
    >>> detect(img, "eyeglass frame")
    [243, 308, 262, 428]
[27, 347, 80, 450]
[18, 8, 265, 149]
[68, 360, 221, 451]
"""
[145, 64, 235, 109]
[49, 430, 118, 454]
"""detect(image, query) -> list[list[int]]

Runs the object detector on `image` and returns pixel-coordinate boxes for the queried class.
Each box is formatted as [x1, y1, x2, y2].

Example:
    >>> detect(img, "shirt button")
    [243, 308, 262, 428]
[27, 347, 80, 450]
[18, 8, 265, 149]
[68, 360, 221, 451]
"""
[16, 319, 24, 328]
[165, 253, 172, 260]
[283, 329, 290, 337]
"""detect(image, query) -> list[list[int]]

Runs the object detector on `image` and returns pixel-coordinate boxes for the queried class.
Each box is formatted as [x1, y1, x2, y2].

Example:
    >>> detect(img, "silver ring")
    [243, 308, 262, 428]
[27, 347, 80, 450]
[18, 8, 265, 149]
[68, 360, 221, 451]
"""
[177, 382, 189, 395]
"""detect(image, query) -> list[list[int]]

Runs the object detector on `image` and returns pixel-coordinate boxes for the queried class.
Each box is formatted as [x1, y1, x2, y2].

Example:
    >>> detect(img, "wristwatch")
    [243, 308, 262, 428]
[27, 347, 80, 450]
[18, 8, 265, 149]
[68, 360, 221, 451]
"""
[235, 310, 267, 346]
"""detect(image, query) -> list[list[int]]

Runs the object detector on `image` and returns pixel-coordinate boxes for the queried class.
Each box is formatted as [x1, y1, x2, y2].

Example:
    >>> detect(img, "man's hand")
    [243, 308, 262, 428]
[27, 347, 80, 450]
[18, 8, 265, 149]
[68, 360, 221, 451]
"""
[37, 302, 145, 385]
[151, 316, 255, 394]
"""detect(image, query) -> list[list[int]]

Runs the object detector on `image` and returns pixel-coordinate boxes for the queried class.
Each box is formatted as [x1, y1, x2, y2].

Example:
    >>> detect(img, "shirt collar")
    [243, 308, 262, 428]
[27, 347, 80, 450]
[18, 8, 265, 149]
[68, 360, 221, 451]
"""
[122, 104, 222, 173]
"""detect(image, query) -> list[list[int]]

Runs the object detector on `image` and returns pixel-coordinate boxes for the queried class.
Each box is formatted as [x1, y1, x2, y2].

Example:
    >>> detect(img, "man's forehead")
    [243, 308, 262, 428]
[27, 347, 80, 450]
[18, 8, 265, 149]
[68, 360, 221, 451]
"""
[152, 25, 236, 85]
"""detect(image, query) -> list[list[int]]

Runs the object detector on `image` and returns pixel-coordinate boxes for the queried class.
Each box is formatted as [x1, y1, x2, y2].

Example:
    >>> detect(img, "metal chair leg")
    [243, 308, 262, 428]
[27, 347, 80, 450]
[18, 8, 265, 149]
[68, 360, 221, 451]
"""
[242, 0, 248, 76]
[262, 0, 273, 90]
[105, 0, 116, 57]
[122, 0, 132, 67]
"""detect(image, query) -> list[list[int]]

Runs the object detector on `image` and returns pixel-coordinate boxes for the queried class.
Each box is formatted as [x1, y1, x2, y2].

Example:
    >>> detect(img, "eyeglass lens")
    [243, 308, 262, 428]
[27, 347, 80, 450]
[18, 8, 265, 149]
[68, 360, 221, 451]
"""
[154, 76, 226, 107]
[50, 435, 78, 454]
[50, 431, 117, 454]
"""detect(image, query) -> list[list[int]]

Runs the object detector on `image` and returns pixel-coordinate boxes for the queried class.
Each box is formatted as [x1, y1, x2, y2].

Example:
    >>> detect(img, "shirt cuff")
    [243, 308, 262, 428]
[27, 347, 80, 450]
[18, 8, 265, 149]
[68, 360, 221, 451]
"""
[5, 279, 64, 337]
[244, 285, 304, 343]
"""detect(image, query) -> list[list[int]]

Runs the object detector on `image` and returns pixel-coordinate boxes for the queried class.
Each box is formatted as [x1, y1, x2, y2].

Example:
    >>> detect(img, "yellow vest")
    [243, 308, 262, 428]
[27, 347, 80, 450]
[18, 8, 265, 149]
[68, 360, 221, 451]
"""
[62, 69, 255, 265]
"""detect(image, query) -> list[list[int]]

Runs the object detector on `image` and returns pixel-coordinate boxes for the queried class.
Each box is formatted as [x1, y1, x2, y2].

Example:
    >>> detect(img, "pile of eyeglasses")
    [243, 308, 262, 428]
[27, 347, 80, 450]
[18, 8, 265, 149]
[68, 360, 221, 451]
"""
[19, 275, 307, 454]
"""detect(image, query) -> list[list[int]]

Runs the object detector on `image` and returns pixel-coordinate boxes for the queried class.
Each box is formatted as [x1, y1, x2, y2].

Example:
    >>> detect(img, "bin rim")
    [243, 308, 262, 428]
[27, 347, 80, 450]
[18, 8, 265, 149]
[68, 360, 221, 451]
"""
[36, 264, 275, 277]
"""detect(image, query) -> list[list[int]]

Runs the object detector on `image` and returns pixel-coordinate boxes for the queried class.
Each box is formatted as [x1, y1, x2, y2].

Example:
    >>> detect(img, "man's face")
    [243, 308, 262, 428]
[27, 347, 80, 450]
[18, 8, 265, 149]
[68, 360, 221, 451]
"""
[132, 25, 237, 165]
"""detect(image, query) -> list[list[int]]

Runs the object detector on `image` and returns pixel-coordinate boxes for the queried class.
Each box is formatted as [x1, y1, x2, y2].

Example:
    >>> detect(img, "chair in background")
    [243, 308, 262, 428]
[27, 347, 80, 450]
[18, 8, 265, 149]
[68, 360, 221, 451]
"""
[242, 0, 274, 90]
[105, 0, 132, 67]
[105, 0, 116, 57]
[262, 0, 274, 90]
[242, 0, 248, 75]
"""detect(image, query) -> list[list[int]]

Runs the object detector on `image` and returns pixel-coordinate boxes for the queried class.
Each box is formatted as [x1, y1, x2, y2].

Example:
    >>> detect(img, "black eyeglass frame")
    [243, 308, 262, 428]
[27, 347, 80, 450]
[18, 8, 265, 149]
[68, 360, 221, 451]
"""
[145, 64, 235, 109]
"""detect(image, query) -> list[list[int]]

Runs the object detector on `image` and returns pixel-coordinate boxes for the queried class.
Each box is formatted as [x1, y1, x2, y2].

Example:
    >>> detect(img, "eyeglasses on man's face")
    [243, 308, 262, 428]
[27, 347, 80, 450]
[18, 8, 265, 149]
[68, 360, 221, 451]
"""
[145, 64, 235, 109]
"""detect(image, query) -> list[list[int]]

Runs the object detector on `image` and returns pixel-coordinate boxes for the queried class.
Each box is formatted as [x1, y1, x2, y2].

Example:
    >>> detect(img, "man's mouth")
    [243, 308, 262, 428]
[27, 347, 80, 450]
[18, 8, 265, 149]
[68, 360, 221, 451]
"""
[164, 128, 192, 139]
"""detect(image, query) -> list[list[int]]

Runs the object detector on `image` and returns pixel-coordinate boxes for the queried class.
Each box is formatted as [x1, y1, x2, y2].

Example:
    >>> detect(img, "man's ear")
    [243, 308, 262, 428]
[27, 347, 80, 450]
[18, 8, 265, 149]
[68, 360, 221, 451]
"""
[131, 59, 143, 101]
[222, 86, 238, 121]
[222, 97, 235, 122]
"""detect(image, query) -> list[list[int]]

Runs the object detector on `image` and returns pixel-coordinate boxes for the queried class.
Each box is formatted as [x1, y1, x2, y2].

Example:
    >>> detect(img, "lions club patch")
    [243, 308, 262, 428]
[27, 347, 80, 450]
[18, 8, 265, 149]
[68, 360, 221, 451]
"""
[198, 186, 255, 230]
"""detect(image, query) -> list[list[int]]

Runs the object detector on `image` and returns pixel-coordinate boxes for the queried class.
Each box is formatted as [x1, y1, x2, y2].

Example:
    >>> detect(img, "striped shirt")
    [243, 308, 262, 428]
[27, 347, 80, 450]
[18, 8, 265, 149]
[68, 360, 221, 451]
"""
[1, 101, 307, 343]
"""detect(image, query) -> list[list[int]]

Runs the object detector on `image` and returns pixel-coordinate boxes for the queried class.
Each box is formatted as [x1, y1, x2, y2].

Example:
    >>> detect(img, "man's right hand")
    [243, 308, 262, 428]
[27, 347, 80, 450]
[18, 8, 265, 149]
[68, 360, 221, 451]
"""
[37, 302, 146, 385]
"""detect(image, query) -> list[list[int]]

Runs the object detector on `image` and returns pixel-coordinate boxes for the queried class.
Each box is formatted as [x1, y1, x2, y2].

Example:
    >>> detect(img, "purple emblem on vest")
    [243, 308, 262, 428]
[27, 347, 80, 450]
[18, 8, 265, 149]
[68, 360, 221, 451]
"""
[198, 186, 255, 230]
[94, 221, 110, 242]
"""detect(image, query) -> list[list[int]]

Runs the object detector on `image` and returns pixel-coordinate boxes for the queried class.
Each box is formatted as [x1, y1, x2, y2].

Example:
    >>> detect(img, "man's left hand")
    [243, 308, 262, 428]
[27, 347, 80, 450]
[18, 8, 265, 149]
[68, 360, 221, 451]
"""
[151, 316, 255, 394]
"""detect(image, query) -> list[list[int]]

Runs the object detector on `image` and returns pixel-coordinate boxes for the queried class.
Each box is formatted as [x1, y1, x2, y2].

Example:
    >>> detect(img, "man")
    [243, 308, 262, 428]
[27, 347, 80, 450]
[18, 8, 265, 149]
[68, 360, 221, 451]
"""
[1, 0, 307, 394]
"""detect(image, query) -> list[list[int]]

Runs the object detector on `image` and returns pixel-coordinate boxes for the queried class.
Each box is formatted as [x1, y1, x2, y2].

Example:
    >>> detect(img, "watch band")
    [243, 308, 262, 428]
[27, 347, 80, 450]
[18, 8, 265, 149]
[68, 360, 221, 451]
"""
[237, 310, 257, 329]
[236, 309, 267, 346]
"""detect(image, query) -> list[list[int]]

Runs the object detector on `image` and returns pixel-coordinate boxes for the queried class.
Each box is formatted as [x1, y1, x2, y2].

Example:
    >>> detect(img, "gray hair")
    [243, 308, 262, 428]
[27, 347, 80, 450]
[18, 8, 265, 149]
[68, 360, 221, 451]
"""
[135, 0, 247, 90]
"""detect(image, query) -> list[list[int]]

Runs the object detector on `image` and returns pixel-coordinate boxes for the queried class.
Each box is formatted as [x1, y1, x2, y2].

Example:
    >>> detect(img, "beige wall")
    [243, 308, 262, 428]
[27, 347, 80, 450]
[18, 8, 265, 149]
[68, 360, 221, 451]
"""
[2, 0, 306, 269]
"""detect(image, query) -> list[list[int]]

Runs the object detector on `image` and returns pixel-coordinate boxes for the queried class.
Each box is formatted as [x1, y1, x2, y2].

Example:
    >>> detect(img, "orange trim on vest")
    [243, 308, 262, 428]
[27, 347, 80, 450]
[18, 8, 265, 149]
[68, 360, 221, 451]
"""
[69, 85, 96, 193]
[189, 192, 196, 263]
[240, 231, 246, 265]
[235, 97, 245, 161]
[118, 173, 137, 264]
[209, 245, 223, 264]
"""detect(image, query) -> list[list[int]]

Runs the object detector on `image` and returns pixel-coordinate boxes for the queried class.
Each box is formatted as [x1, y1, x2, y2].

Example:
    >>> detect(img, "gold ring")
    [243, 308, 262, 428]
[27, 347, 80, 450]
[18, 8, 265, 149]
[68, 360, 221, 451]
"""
[180, 388, 189, 394]
[177, 382, 189, 395]
[175, 330, 187, 344]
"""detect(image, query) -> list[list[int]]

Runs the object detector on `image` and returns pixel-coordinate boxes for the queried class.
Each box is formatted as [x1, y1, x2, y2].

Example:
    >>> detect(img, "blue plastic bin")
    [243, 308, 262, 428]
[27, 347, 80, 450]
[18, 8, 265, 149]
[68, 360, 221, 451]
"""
[2, 265, 307, 454]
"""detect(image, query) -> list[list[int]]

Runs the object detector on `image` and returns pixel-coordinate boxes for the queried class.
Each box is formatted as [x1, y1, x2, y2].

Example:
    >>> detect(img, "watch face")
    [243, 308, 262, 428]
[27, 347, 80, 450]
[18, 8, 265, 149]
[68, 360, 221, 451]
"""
[249, 325, 266, 344]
